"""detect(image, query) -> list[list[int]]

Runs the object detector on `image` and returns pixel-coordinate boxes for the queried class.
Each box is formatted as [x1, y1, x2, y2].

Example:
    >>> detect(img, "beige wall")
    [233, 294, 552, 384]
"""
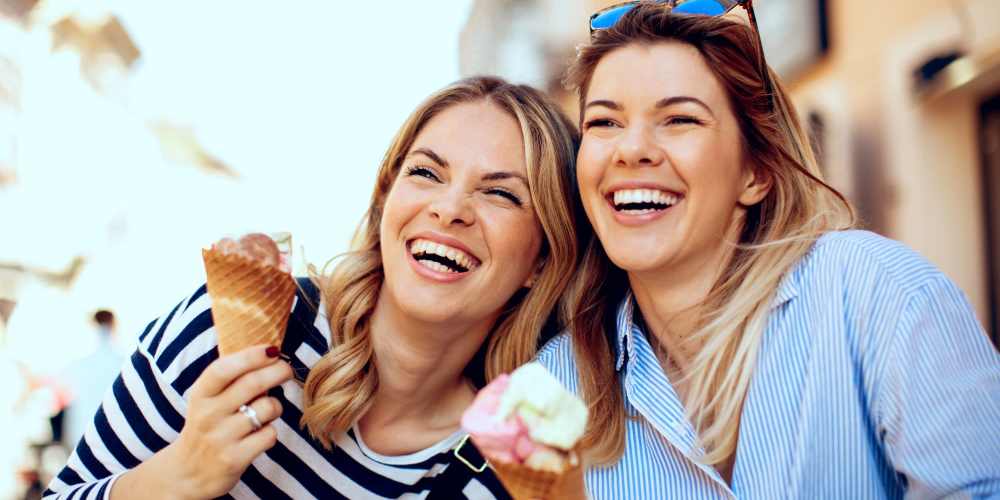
[791, 0, 1000, 326]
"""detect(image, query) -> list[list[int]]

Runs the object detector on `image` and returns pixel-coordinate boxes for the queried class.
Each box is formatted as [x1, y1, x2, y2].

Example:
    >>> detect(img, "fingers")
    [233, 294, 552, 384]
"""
[223, 396, 284, 439]
[234, 425, 279, 464]
[217, 360, 293, 411]
[192, 345, 280, 398]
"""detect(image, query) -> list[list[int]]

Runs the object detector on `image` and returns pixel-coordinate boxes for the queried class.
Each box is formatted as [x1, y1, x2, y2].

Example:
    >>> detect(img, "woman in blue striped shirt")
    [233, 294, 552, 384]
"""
[538, 3, 1000, 498]
[45, 76, 581, 499]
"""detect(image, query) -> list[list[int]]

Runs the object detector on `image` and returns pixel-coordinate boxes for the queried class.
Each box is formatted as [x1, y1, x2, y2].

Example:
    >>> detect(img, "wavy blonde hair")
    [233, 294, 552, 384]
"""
[563, 5, 855, 466]
[300, 76, 581, 448]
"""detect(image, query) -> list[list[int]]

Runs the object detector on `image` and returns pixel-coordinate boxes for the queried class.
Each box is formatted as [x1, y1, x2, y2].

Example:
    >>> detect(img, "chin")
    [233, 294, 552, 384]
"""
[386, 282, 460, 322]
[604, 249, 670, 273]
[598, 231, 680, 274]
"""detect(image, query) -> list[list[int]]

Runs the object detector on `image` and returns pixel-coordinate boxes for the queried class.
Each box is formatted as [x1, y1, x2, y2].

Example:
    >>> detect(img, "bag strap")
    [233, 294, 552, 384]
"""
[295, 276, 321, 307]
[426, 435, 491, 500]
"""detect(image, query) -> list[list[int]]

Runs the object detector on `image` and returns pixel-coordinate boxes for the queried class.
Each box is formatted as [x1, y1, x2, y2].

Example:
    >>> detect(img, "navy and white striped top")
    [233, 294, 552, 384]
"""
[44, 281, 509, 499]
[538, 230, 1000, 499]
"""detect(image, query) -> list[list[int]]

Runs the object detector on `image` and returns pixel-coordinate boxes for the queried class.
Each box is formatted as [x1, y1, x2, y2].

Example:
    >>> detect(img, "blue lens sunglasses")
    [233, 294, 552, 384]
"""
[590, 0, 772, 95]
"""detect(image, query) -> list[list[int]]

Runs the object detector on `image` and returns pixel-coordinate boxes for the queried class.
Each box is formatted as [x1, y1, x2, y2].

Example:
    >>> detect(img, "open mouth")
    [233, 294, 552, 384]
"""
[608, 188, 682, 215]
[408, 238, 481, 274]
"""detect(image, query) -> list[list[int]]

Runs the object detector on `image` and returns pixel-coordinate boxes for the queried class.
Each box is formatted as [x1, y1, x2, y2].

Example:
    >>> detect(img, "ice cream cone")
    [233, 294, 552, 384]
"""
[202, 247, 296, 356]
[489, 449, 586, 500]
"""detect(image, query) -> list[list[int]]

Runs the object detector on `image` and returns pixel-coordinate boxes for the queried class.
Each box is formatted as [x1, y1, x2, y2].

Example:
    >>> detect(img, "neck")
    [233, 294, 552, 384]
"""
[362, 289, 493, 429]
[628, 223, 743, 369]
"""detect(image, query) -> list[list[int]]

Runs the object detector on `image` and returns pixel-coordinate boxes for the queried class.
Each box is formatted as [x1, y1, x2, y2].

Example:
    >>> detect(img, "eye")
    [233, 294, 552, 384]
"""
[583, 118, 619, 130]
[664, 115, 704, 126]
[485, 188, 523, 206]
[405, 165, 441, 182]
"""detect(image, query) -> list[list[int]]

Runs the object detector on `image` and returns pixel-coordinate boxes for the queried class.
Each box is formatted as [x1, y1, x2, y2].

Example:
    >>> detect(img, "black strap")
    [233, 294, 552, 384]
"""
[427, 435, 507, 499]
[295, 276, 321, 307]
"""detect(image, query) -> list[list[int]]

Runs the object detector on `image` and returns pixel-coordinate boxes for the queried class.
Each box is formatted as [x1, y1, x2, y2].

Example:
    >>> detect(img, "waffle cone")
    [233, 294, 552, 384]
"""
[202, 248, 296, 356]
[490, 449, 585, 500]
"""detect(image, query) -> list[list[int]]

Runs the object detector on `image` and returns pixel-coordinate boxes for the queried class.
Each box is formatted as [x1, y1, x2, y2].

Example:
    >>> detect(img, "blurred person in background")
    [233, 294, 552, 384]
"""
[537, 2, 1000, 499]
[43, 76, 581, 500]
[61, 309, 124, 449]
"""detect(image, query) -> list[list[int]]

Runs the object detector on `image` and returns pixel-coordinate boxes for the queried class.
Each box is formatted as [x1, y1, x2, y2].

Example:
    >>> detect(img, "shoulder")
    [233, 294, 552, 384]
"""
[134, 277, 321, 397]
[794, 230, 946, 298]
[535, 333, 581, 394]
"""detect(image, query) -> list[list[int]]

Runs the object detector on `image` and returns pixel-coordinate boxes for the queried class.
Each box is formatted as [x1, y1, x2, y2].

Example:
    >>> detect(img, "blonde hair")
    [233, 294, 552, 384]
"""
[563, 6, 855, 466]
[300, 76, 581, 448]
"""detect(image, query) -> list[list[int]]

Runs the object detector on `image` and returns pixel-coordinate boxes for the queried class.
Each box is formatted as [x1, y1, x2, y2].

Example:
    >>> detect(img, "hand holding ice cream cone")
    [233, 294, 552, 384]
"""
[461, 362, 589, 500]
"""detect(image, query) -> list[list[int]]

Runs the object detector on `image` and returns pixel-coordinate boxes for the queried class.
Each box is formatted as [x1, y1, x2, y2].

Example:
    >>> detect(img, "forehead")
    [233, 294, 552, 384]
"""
[586, 41, 729, 113]
[410, 101, 527, 174]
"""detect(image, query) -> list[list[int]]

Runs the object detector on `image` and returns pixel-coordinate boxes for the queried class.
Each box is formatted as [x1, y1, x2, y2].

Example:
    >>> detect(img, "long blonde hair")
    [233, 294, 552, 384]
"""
[300, 76, 581, 448]
[563, 5, 855, 466]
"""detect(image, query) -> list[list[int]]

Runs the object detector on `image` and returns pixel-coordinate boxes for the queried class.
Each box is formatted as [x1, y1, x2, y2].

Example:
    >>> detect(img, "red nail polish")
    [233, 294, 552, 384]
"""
[266, 346, 280, 358]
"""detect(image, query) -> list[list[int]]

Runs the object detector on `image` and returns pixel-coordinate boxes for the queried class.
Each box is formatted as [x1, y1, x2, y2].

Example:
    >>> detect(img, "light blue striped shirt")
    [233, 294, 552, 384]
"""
[538, 230, 1000, 499]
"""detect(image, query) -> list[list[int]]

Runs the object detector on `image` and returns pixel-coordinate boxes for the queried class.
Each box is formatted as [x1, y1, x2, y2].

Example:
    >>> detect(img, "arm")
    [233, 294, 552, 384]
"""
[878, 277, 1000, 498]
[109, 345, 288, 500]
[43, 292, 292, 500]
[42, 305, 190, 500]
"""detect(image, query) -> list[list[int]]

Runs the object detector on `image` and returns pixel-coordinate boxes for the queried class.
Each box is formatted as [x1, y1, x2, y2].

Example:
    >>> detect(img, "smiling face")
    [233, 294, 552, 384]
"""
[577, 41, 770, 281]
[378, 100, 544, 327]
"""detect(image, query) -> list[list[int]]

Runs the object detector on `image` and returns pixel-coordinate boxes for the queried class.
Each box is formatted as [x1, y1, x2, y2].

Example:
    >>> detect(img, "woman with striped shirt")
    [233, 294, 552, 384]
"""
[539, 3, 1000, 498]
[45, 76, 582, 499]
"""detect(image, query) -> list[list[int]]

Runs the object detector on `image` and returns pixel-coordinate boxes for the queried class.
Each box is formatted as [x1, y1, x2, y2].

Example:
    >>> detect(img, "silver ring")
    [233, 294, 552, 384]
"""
[238, 404, 263, 431]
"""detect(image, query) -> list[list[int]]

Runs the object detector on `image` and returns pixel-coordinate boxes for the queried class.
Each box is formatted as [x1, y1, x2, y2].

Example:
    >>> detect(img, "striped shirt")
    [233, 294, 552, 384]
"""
[44, 281, 510, 499]
[538, 230, 1000, 499]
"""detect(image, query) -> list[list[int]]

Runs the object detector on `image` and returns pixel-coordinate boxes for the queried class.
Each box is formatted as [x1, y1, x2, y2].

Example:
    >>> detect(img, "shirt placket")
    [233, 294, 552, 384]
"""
[622, 321, 737, 498]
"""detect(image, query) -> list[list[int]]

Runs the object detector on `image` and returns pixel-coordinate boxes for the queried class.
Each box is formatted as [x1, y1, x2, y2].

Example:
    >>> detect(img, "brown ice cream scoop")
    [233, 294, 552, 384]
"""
[202, 233, 296, 356]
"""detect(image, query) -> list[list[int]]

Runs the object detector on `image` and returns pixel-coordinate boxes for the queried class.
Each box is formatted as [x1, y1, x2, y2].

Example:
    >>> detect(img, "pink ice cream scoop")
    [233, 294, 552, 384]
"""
[462, 363, 587, 471]
[461, 375, 544, 463]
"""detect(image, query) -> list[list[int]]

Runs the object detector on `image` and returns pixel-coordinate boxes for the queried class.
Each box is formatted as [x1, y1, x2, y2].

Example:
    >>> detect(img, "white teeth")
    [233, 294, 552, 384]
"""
[421, 260, 455, 273]
[409, 238, 478, 271]
[612, 189, 680, 209]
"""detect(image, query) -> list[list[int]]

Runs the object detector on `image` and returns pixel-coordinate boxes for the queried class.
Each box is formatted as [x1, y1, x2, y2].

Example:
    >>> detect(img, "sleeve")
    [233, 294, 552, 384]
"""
[42, 285, 215, 500]
[878, 276, 1000, 499]
[461, 472, 512, 500]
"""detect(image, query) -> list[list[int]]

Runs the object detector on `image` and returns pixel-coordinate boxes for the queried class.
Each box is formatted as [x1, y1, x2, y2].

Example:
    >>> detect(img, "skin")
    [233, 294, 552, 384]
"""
[112, 101, 544, 499]
[576, 41, 770, 379]
[363, 100, 543, 453]
[111, 346, 292, 500]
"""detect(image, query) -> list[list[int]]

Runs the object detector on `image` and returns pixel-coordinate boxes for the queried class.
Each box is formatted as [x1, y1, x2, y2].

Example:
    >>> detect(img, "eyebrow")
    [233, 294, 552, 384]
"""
[408, 149, 528, 186]
[655, 96, 715, 117]
[408, 148, 449, 167]
[583, 99, 622, 112]
[482, 171, 529, 186]
[584, 96, 715, 117]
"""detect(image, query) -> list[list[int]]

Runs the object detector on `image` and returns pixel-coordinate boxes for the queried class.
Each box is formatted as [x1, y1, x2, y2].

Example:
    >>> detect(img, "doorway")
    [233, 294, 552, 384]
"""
[979, 94, 1000, 347]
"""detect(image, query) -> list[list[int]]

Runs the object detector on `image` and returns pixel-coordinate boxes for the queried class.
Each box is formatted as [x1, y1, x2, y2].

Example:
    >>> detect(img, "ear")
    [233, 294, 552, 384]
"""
[738, 165, 773, 207]
[522, 259, 545, 288]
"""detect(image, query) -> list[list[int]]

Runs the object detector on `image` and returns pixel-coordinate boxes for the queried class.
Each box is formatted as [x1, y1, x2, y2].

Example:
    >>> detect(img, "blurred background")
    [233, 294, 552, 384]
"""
[1, 0, 998, 498]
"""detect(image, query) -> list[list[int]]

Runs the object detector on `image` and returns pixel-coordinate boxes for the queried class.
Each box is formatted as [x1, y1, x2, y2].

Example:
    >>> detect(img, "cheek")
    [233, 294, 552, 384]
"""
[381, 183, 419, 231]
[576, 142, 607, 197]
[486, 212, 543, 269]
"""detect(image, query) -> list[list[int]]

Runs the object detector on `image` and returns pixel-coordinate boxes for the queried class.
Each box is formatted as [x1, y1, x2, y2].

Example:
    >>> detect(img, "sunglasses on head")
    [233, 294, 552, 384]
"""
[590, 0, 757, 33]
[589, 0, 772, 97]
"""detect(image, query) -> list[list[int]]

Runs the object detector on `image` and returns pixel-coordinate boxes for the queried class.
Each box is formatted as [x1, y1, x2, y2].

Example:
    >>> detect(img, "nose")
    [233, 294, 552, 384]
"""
[429, 186, 475, 227]
[612, 124, 665, 168]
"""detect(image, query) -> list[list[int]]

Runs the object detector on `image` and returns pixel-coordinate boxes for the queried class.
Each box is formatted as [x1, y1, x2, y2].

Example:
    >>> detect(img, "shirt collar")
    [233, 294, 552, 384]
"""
[614, 270, 800, 371]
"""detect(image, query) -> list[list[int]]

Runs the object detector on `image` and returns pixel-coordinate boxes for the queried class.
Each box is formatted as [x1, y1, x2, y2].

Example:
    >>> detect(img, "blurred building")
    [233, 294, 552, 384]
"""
[460, 0, 1000, 345]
